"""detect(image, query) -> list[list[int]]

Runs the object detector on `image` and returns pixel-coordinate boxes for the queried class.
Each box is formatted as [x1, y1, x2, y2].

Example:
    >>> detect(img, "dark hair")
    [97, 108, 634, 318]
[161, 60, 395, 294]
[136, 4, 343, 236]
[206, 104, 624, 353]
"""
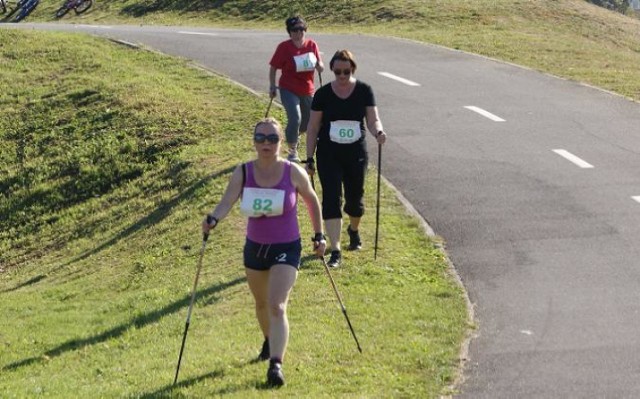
[329, 49, 357, 73]
[285, 15, 307, 33]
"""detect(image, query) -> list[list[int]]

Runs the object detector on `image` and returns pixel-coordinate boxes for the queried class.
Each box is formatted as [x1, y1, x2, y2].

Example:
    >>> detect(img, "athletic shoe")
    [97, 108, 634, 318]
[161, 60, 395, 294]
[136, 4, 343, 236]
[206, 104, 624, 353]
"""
[266, 360, 285, 387]
[258, 338, 269, 361]
[287, 149, 301, 162]
[346, 225, 362, 250]
[327, 250, 341, 268]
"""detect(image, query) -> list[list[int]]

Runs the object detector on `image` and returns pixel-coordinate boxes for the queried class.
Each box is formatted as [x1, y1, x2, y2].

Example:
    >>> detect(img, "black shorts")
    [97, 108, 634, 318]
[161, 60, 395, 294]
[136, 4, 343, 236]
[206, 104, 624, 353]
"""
[244, 238, 302, 271]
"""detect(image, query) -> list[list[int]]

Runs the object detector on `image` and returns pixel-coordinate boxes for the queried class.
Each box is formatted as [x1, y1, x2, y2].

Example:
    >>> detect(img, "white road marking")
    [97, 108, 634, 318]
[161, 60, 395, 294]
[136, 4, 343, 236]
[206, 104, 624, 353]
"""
[178, 31, 219, 36]
[377, 72, 421, 86]
[464, 106, 506, 122]
[78, 24, 112, 28]
[632, 196, 640, 203]
[552, 149, 594, 169]
[520, 330, 533, 335]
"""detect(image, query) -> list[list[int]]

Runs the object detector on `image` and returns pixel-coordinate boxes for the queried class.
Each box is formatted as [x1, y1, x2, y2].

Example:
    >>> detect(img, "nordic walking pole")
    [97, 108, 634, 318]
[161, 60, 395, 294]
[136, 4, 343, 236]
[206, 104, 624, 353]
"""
[173, 217, 212, 385]
[265, 97, 274, 118]
[374, 143, 382, 260]
[319, 256, 363, 353]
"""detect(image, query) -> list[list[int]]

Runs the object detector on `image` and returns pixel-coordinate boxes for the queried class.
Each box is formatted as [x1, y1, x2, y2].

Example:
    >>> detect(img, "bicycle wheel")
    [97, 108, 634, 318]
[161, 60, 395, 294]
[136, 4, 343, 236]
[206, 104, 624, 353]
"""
[74, 0, 91, 14]
[55, 5, 69, 17]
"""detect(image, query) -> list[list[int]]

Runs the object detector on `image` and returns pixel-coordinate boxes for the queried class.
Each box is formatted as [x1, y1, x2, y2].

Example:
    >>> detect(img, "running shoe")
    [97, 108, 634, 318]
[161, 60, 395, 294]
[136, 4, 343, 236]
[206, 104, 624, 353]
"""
[266, 360, 285, 387]
[327, 250, 341, 268]
[258, 338, 269, 361]
[346, 225, 362, 250]
[287, 149, 301, 162]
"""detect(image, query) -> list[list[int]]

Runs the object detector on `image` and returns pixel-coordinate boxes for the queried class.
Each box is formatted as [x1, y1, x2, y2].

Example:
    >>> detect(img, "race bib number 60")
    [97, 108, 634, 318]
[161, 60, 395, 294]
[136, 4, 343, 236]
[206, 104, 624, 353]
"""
[329, 120, 362, 144]
[240, 187, 285, 217]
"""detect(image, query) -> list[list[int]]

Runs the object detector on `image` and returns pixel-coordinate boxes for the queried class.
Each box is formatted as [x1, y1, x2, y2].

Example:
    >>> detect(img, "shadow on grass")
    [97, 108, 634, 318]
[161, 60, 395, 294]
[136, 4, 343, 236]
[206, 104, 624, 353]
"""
[119, 0, 248, 17]
[39, 165, 237, 284]
[136, 370, 223, 398]
[137, 356, 269, 398]
[0, 274, 46, 293]
[2, 276, 245, 372]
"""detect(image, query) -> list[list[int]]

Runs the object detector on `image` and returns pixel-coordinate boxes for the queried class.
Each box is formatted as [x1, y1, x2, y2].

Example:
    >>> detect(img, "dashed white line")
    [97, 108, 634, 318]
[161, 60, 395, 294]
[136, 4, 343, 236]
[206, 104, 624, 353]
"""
[464, 106, 506, 122]
[78, 25, 112, 29]
[552, 149, 594, 169]
[377, 72, 420, 86]
[178, 31, 219, 36]
[632, 196, 640, 203]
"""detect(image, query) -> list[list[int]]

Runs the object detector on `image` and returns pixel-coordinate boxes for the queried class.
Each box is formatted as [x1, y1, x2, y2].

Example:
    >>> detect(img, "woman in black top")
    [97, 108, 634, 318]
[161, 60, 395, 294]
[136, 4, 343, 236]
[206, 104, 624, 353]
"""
[305, 49, 387, 267]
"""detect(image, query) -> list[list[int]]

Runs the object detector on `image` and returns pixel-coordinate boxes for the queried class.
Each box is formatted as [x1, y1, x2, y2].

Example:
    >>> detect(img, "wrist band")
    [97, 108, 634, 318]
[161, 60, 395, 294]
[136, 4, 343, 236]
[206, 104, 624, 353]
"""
[207, 214, 219, 226]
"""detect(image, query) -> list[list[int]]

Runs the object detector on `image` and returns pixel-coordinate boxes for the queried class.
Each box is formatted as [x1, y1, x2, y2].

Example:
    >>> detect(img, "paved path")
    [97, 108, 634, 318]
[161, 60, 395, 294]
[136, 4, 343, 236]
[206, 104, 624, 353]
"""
[6, 23, 640, 397]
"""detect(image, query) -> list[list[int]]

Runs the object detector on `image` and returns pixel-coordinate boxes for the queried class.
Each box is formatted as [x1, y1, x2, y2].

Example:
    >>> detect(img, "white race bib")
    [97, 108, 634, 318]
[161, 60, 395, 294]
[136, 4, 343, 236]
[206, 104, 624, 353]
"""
[240, 187, 285, 218]
[293, 52, 317, 72]
[329, 120, 362, 144]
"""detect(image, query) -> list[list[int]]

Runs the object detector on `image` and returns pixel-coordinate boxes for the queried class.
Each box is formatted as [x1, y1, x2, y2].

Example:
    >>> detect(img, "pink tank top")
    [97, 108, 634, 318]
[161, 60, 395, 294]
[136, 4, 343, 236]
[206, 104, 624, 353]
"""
[245, 161, 300, 243]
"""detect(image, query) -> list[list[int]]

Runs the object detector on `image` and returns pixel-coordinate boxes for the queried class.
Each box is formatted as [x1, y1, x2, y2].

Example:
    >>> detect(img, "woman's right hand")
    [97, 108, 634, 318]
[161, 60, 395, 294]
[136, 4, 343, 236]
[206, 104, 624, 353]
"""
[304, 157, 315, 177]
[269, 86, 277, 99]
[202, 214, 218, 235]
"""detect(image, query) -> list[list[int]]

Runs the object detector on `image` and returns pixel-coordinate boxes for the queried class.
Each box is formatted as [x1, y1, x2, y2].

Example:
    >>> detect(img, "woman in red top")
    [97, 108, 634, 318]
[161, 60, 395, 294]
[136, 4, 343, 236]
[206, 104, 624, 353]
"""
[269, 15, 324, 162]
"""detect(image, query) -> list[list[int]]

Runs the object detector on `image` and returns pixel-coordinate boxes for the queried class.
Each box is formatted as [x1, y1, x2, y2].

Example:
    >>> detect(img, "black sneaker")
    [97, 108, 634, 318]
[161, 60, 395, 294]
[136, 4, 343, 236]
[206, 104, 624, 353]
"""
[258, 338, 269, 361]
[266, 360, 285, 387]
[346, 225, 362, 250]
[327, 250, 341, 268]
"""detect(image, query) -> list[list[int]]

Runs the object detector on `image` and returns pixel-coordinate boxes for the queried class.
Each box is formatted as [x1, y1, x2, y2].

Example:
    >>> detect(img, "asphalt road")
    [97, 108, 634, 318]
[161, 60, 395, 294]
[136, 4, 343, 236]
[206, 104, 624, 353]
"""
[6, 23, 640, 397]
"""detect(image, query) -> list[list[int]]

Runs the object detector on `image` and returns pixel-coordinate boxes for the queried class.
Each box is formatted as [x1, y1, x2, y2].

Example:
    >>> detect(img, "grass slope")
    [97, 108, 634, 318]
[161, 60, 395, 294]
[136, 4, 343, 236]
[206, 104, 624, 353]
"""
[10, 0, 640, 101]
[0, 30, 468, 397]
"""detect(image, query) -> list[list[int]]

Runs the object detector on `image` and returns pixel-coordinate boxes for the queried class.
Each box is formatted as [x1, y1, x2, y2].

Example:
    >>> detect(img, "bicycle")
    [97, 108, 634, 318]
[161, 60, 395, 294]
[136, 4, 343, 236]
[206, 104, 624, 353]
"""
[55, 0, 91, 17]
[13, 0, 40, 21]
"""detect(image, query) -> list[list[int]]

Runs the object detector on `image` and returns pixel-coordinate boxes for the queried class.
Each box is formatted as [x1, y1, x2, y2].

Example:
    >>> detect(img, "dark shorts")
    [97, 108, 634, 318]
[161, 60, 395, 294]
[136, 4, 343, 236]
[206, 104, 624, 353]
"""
[244, 238, 302, 271]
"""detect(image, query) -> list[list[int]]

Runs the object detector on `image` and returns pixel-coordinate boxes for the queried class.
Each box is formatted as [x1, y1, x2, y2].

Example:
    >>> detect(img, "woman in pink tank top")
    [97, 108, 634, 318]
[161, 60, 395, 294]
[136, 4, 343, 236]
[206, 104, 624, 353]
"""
[202, 117, 326, 387]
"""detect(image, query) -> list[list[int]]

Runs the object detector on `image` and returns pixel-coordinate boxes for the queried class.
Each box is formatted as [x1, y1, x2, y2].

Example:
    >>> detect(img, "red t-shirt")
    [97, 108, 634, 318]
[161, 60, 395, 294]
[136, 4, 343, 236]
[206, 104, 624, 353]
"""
[269, 39, 320, 96]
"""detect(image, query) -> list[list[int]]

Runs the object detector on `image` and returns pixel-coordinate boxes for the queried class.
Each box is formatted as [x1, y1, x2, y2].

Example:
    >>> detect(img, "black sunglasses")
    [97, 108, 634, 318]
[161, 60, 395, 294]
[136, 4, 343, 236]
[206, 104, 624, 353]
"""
[254, 133, 280, 144]
[333, 69, 352, 76]
[290, 27, 306, 32]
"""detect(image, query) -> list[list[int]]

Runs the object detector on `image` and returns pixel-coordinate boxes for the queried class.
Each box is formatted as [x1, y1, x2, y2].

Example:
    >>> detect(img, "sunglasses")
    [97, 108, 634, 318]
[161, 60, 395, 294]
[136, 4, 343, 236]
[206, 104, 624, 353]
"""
[254, 133, 280, 144]
[333, 69, 352, 76]
[290, 27, 306, 32]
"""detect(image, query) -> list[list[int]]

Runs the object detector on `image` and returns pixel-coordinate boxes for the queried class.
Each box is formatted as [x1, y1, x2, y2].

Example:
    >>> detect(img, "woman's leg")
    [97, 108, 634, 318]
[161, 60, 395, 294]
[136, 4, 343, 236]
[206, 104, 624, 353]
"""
[267, 264, 298, 362]
[343, 144, 367, 249]
[245, 268, 270, 339]
[325, 218, 342, 252]
[279, 89, 302, 160]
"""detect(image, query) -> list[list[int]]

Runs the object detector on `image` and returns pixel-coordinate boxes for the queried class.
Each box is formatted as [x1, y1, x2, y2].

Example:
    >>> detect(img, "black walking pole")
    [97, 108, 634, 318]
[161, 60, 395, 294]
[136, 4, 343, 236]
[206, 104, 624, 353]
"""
[173, 219, 212, 385]
[319, 256, 363, 353]
[374, 143, 382, 260]
[265, 97, 274, 118]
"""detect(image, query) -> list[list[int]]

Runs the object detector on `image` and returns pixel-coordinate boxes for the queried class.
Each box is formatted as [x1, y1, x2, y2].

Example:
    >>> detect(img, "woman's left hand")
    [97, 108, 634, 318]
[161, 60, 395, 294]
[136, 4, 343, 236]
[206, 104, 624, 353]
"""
[314, 239, 327, 258]
[376, 131, 387, 145]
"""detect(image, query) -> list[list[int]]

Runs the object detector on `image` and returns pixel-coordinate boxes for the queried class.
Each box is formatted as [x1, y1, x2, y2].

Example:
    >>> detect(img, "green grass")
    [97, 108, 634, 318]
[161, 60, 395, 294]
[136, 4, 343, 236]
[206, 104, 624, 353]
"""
[0, 30, 469, 398]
